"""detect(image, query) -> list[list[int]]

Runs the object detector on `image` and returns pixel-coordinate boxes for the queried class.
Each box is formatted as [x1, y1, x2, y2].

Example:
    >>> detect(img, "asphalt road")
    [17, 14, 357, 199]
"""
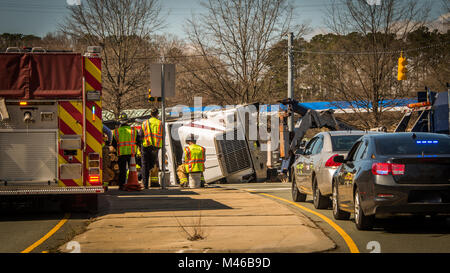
[219, 182, 450, 253]
[1, 182, 449, 253]
[0, 197, 91, 253]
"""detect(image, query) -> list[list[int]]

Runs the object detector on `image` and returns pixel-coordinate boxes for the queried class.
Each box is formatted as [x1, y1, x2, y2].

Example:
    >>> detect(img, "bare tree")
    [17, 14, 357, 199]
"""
[184, 0, 304, 105]
[321, 0, 431, 128]
[60, 0, 166, 117]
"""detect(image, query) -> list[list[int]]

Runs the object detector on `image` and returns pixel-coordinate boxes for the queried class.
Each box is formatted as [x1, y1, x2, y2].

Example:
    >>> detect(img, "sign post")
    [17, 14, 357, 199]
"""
[150, 64, 175, 190]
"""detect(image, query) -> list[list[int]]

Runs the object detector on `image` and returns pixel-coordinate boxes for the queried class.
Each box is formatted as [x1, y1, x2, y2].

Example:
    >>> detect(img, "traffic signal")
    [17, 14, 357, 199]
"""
[397, 53, 407, 81]
[148, 89, 161, 102]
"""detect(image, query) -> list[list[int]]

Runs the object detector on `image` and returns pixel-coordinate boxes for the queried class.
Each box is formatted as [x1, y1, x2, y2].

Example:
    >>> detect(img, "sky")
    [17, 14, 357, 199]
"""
[0, 0, 446, 40]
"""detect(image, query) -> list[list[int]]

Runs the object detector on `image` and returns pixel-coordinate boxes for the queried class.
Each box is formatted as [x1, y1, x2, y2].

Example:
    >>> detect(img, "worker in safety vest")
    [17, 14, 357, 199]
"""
[139, 108, 162, 189]
[112, 112, 140, 190]
[179, 134, 206, 188]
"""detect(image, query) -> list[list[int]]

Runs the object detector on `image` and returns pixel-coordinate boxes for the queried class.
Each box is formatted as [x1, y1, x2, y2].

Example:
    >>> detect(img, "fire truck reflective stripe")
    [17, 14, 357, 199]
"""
[57, 140, 83, 165]
[58, 101, 84, 187]
[58, 122, 96, 161]
[58, 155, 83, 187]
[84, 58, 101, 91]
[85, 114, 103, 146]
[59, 101, 102, 187]
[59, 106, 82, 135]
[84, 57, 101, 82]
[83, 57, 102, 186]
[84, 102, 102, 186]
[84, 71, 102, 91]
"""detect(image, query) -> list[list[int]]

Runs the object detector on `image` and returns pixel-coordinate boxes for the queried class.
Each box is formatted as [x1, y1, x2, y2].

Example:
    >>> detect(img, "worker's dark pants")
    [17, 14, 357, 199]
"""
[141, 146, 159, 188]
[118, 155, 131, 188]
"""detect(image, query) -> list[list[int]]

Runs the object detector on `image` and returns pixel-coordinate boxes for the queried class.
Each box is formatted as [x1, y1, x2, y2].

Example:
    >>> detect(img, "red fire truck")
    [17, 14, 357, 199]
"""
[0, 46, 104, 211]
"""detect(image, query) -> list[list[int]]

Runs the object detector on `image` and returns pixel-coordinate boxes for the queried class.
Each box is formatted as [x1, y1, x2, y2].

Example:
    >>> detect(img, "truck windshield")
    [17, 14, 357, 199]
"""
[375, 136, 450, 155]
[331, 135, 363, 151]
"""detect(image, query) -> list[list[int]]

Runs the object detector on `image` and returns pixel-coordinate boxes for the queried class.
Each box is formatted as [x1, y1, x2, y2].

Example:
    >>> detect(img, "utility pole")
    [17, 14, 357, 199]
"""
[287, 32, 294, 133]
[160, 64, 166, 190]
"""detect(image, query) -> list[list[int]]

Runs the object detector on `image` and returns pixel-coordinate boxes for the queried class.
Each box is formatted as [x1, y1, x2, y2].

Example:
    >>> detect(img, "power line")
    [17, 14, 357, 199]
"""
[292, 42, 449, 55]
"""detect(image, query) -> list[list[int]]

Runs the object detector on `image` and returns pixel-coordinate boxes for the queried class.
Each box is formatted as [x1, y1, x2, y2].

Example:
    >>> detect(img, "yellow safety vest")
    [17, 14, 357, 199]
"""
[113, 125, 137, 156]
[142, 117, 162, 148]
[184, 144, 206, 173]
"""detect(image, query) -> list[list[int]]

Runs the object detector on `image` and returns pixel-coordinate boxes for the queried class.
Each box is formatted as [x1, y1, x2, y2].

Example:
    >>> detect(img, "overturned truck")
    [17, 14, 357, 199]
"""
[161, 100, 355, 185]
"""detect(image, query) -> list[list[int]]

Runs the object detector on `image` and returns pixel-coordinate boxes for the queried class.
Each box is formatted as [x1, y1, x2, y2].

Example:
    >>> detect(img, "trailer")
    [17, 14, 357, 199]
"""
[164, 104, 277, 185]
[0, 46, 104, 211]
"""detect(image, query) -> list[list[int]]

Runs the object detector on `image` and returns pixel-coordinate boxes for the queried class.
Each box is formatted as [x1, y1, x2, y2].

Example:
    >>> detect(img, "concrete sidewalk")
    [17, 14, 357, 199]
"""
[59, 186, 335, 253]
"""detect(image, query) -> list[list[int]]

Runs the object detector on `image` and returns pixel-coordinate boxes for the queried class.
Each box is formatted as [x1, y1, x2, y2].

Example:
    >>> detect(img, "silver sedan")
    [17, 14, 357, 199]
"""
[291, 131, 380, 209]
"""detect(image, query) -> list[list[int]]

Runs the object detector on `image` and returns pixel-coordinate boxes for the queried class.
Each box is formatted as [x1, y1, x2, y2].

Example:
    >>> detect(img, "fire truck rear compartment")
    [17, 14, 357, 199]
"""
[0, 130, 58, 185]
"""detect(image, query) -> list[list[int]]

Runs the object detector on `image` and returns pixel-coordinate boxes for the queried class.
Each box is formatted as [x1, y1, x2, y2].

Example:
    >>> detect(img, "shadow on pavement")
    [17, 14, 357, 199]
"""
[95, 188, 233, 217]
[371, 215, 450, 234]
[0, 195, 94, 221]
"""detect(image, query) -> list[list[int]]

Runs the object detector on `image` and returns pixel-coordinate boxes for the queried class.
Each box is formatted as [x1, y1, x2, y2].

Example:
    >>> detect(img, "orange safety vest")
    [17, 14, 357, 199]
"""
[184, 144, 206, 173]
[142, 117, 163, 148]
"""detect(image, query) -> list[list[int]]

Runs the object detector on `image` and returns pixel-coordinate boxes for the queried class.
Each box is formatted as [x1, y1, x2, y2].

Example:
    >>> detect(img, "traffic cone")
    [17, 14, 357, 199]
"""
[123, 153, 143, 191]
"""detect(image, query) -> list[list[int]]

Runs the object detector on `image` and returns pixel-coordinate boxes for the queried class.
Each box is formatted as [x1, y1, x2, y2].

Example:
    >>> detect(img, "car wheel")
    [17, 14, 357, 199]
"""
[332, 181, 350, 220]
[292, 176, 307, 202]
[313, 177, 330, 209]
[354, 188, 374, 230]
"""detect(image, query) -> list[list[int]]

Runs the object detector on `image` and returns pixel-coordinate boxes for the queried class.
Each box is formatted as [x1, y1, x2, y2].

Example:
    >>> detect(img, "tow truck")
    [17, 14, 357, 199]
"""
[394, 86, 450, 135]
[277, 98, 357, 181]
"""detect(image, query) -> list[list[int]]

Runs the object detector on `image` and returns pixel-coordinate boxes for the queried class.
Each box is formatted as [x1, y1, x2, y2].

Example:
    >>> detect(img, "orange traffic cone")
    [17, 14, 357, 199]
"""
[124, 153, 143, 191]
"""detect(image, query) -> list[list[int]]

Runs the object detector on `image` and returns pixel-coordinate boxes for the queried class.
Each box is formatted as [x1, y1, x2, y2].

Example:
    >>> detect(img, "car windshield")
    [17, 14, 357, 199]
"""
[375, 136, 450, 155]
[331, 135, 363, 151]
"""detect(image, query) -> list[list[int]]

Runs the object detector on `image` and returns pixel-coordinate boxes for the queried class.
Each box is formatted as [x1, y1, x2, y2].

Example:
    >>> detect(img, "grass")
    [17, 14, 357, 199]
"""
[174, 200, 207, 241]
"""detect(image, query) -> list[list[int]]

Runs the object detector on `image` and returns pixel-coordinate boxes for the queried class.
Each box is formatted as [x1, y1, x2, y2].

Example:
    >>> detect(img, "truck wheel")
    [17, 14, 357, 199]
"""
[313, 177, 330, 209]
[332, 181, 350, 220]
[354, 188, 374, 230]
[292, 176, 306, 202]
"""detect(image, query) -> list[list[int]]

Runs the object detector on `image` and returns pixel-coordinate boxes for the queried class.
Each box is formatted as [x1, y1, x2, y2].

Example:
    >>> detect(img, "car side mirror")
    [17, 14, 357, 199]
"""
[295, 148, 304, 155]
[333, 155, 345, 163]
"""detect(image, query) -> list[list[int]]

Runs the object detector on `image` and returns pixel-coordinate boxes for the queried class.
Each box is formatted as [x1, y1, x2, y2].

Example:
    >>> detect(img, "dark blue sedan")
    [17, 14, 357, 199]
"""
[332, 132, 450, 230]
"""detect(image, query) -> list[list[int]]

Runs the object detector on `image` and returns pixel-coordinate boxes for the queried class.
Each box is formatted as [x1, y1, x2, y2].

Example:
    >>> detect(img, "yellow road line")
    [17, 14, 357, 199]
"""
[252, 191, 360, 253]
[21, 213, 71, 253]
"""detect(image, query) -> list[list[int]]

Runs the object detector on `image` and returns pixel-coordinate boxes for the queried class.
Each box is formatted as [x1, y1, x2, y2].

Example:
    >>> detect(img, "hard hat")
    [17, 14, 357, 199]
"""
[119, 112, 128, 120]
[185, 134, 198, 143]
[150, 107, 159, 116]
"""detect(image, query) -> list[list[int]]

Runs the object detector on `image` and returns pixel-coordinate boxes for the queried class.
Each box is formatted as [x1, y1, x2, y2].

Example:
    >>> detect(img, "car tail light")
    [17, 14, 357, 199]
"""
[372, 163, 405, 176]
[391, 164, 405, 175]
[325, 154, 342, 168]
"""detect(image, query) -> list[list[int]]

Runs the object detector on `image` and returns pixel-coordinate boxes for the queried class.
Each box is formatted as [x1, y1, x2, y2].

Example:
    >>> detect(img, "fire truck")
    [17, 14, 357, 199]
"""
[0, 46, 104, 211]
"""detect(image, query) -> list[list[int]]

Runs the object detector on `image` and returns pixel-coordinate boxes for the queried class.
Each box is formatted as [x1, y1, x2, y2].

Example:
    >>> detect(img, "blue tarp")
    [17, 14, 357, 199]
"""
[168, 98, 417, 115]
[298, 98, 417, 111]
